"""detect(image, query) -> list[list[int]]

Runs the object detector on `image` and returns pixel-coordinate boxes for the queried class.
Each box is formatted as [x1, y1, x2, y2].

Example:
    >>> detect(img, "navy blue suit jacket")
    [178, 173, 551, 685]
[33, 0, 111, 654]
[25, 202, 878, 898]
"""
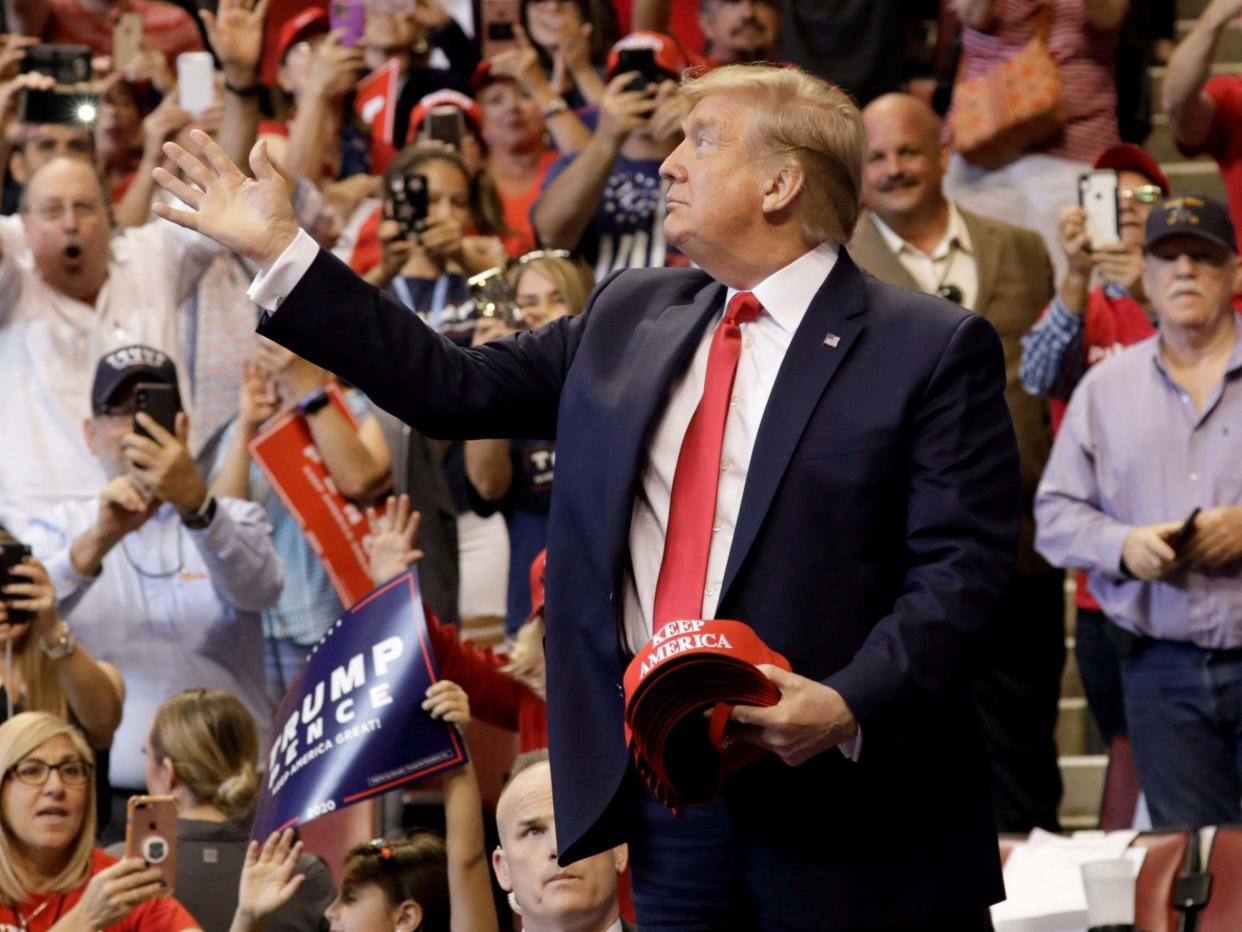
[259, 246, 1020, 924]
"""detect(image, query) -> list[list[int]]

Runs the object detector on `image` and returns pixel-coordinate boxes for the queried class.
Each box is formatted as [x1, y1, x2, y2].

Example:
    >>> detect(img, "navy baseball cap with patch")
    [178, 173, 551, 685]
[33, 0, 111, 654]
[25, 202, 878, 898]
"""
[91, 345, 181, 412]
[1144, 195, 1237, 253]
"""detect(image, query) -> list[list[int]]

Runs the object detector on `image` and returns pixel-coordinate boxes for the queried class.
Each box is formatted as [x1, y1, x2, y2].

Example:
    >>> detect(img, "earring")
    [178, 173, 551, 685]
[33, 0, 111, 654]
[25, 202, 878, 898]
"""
[507, 891, 523, 916]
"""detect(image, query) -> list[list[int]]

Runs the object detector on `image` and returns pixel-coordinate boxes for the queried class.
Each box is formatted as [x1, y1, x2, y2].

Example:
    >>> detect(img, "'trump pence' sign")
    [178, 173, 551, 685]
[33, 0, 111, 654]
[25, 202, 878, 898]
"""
[253, 570, 468, 838]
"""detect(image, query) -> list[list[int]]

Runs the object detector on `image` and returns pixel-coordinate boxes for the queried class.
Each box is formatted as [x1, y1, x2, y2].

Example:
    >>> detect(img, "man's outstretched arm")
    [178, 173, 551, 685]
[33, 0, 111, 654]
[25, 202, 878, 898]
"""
[151, 131, 578, 439]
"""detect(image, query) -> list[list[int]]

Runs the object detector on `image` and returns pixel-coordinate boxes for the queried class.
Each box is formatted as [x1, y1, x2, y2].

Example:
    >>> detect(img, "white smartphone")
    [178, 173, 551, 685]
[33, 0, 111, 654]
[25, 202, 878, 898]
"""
[1078, 169, 1121, 249]
[176, 51, 215, 117]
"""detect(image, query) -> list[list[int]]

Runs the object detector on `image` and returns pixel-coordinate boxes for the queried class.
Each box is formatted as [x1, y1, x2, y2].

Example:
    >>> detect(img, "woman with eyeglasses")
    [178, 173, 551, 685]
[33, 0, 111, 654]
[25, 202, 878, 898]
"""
[323, 682, 497, 932]
[465, 253, 594, 636]
[0, 540, 123, 831]
[117, 690, 336, 932]
[0, 711, 307, 932]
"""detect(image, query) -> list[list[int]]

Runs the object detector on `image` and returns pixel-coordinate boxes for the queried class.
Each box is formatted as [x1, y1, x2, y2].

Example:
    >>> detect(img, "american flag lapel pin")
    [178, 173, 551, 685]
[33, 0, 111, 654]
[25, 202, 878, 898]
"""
[823, 332, 841, 348]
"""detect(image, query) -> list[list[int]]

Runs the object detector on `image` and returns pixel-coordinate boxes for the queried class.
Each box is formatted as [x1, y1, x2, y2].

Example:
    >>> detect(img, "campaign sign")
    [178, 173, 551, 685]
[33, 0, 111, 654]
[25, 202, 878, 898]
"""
[249, 383, 377, 607]
[252, 569, 468, 839]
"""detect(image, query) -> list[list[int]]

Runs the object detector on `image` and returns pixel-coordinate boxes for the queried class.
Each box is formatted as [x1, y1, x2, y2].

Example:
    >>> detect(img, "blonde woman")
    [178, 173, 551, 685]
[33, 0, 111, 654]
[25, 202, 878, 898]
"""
[131, 691, 336, 932]
[465, 252, 594, 636]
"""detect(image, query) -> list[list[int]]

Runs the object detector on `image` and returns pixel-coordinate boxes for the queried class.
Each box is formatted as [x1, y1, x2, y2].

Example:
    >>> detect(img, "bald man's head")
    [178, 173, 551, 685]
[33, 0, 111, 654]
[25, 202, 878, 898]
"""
[20, 157, 112, 304]
[860, 93, 949, 230]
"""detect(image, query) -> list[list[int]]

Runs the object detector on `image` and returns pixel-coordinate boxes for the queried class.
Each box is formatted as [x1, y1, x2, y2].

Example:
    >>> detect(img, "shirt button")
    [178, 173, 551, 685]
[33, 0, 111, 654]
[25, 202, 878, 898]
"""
[712, 521, 721, 533]
[743, 338, 753, 349]
[704, 585, 715, 597]
[721, 459, 731, 472]
[730, 396, 738, 407]
[1190, 473, 1199, 481]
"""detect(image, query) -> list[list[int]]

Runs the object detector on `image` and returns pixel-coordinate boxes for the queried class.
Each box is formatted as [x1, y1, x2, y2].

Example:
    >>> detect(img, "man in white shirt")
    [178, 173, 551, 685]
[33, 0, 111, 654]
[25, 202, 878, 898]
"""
[847, 92, 1063, 835]
[149, 65, 1019, 929]
[0, 156, 220, 530]
[23, 346, 280, 826]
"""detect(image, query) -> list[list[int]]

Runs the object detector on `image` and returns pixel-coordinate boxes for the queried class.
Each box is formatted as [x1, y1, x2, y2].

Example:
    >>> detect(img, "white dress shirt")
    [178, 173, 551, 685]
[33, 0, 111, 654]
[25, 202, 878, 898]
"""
[0, 216, 220, 529]
[24, 499, 282, 787]
[870, 201, 979, 311]
[250, 232, 859, 758]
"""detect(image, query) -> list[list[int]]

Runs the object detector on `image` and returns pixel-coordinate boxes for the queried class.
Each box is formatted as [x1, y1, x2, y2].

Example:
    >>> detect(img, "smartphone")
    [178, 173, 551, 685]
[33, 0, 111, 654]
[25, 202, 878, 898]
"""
[1079, 169, 1121, 249]
[426, 105, 463, 150]
[330, 0, 368, 47]
[1167, 506, 1201, 554]
[176, 51, 215, 117]
[481, 0, 520, 59]
[468, 267, 519, 325]
[133, 383, 179, 442]
[18, 89, 100, 127]
[617, 47, 660, 94]
[125, 796, 178, 895]
[112, 12, 144, 71]
[0, 540, 34, 625]
[19, 44, 92, 84]
[386, 173, 428, 239]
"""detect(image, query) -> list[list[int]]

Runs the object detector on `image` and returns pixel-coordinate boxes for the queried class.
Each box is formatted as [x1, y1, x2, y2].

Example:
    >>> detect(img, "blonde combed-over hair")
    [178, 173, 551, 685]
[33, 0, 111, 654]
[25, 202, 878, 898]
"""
[679, 63, 866, 244]
[150, 690, 261, 819]
[0, 713, 96, 901]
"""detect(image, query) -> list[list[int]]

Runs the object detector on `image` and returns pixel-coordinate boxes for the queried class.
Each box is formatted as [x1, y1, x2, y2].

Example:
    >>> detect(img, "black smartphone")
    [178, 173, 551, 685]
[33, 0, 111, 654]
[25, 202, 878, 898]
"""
[1167, 506, 1201, 554]
[133, 383, 179, 442]
[426, 106, 463, 150]
[386, 173, 428, 240]
[0, 540, 34, 624]
[19, 44, 92, 84]
[617, 47, 660, 94]
[18, 89, 100, 127]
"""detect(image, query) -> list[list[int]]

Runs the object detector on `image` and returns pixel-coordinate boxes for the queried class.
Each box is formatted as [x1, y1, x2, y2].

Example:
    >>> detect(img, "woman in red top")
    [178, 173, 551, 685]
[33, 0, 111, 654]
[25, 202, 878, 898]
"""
[0, 712, 307, 932]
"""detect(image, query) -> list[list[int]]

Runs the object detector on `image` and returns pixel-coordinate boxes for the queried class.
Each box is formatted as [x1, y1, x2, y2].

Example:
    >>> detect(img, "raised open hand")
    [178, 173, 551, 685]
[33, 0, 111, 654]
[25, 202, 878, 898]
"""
[236, 830, 306, 924]
[201, 0, 272, 85]
[152, 129, 300, 271]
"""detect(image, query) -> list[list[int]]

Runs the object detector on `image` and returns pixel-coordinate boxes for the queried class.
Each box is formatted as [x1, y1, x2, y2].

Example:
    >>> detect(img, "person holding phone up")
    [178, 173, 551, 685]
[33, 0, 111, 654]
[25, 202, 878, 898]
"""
[0, 710, 310, 932]
[21, 346, 281, 841]
[1036, 195, 1242, 831]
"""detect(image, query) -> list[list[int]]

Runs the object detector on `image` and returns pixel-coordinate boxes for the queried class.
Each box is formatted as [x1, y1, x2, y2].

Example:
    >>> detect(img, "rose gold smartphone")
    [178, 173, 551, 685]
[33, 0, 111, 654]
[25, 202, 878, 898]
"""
[125, 795, 178, 896]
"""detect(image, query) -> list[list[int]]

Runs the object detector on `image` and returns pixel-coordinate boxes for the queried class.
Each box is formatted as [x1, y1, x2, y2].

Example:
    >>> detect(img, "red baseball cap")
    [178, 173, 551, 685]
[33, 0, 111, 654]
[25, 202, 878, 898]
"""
[1093, 143, 1172, 195]
[527, 549, 547, 622]
[405, 89, 484, 144]
[274, 8, 330, 68]
[605, 31, 691, 81]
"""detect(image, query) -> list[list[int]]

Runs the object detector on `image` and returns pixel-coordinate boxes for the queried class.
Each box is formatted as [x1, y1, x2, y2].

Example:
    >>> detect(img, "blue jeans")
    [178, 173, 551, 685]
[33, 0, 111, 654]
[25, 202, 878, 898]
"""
[1123, 639, 1242, 827]
[265, 637, 309, 709]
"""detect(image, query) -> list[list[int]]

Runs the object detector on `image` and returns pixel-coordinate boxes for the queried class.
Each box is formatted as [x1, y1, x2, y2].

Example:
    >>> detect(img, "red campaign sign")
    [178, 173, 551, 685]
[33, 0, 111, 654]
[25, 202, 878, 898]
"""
[249, 383, 376, 606]
[355, 58, 401, 174]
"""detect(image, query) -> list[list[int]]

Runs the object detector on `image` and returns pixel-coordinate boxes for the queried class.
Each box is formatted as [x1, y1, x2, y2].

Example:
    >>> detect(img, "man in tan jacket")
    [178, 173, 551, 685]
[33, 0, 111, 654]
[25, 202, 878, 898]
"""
[850, 92, 1062, 834]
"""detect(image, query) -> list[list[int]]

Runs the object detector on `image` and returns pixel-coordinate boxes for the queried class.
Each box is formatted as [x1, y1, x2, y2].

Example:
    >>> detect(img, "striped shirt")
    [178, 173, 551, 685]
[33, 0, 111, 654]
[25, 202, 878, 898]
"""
[44, 0, 203, 62]
[957, 0, 1120, 163]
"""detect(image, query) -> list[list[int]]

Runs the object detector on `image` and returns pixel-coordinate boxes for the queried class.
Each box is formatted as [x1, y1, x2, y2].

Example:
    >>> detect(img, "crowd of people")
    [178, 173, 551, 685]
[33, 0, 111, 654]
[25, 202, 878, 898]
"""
[0, 0, 1239, 927]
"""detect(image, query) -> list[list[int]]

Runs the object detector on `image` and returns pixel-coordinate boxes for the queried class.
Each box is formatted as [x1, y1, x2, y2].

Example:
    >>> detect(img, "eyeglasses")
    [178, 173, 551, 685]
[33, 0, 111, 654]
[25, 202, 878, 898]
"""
[7, 758, 94, 787]
[1120, 185, 1164, 205]
[94, 402, 139, 418]
[26, 200, 103, 222]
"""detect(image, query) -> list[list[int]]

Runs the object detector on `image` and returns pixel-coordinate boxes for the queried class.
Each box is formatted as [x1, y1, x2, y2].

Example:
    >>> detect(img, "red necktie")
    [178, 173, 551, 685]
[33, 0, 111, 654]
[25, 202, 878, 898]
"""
[652, 291, 763, 627]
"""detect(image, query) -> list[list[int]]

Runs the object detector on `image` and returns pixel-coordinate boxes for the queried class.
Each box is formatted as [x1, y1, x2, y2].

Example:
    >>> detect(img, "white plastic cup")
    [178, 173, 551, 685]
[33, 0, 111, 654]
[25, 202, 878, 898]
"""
[1081, 858, 1137, 927]
[177, 52, 215, 117]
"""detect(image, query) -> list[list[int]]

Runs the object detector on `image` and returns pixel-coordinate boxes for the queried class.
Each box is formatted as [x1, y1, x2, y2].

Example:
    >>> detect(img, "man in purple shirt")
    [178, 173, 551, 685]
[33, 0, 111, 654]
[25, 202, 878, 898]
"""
[1035, 195, 1242, 828]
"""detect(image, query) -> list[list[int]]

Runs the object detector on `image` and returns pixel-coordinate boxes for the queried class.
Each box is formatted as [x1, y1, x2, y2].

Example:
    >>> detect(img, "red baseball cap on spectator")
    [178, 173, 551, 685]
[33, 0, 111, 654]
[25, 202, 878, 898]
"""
[527, 549, 547, 621]
[406, 89, 484, 144]
[264, 7, 330, 85]
[1093, 143, 1172, 195]
[605, 31, 692, 81]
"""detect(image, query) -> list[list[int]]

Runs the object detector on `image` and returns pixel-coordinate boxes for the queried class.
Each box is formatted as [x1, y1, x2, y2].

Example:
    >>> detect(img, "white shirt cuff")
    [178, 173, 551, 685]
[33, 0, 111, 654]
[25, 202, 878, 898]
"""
[246, 228, 319, 311]
[838, 727, 862, 762]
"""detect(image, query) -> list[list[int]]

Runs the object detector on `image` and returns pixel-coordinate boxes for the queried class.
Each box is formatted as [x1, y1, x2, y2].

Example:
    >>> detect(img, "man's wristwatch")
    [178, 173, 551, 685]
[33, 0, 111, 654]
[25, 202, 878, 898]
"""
[181, 495, 218, 530]
[40, 622, 76, 660]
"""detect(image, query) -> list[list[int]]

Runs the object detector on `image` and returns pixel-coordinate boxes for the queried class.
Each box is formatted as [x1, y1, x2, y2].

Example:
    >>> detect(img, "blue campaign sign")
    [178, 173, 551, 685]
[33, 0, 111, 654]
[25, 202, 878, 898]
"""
[253, 570, 468, 838]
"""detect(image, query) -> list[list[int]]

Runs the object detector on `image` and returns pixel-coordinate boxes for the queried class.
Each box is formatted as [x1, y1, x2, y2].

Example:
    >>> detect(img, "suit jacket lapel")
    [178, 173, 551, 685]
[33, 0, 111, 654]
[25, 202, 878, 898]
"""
[604, 279, 725, 594]
[719, 250, 869, 603]
[962, 208, 1000, 312]
[851, 212, 922, 293]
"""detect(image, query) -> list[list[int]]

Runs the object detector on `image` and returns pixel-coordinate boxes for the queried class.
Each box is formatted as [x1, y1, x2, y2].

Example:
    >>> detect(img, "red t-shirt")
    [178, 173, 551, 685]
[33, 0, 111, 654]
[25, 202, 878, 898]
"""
[43, 0, 203, 62]
[1178, 73, 1242, 251]
[0, 850, 199, 932]
[611, 0, 703, 60]
[498, 150, 560, 260]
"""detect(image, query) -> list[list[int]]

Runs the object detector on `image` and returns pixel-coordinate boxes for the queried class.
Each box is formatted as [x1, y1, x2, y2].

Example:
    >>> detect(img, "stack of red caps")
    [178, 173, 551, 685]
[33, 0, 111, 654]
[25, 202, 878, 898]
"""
[623, 619, 790, 814]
